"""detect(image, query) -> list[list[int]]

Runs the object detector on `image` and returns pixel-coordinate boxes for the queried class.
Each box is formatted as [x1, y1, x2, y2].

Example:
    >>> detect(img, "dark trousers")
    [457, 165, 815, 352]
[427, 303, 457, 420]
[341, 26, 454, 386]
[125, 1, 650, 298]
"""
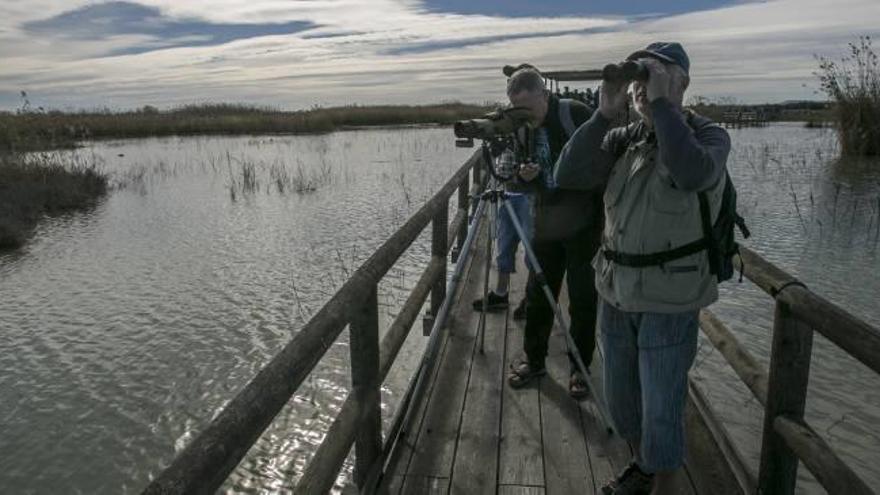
[523, 225, 601, 372]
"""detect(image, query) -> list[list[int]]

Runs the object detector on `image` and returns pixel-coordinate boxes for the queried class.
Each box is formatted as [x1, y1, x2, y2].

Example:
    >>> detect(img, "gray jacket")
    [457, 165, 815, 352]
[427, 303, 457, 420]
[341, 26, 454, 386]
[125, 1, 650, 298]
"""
[554, 97, 731, 312]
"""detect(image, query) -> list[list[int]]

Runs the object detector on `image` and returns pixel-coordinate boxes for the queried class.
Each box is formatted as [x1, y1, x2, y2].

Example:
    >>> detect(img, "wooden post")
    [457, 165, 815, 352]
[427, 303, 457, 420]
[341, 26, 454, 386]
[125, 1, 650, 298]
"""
[426, 199, 448, 336]
[453, 176, 469, 262]
[758, 301, 814, 495]
[349, 285, 382, 487]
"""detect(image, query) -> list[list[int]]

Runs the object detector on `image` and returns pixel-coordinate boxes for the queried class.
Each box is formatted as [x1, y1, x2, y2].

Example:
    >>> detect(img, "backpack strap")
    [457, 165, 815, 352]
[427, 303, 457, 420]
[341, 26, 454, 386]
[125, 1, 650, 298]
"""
[558, 98, 577, 138]
[698, 190, 721, 279]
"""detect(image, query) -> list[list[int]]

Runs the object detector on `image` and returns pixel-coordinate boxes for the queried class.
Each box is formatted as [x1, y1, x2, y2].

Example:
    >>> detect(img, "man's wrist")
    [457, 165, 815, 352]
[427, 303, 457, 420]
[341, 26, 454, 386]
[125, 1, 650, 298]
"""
[649, 97, 676, 116]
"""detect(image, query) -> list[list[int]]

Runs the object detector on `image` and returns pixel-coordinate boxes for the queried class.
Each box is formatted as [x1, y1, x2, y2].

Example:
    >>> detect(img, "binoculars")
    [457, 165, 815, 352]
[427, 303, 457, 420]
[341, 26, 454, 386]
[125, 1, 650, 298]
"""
[601, 60, 649, 83]
[502, 61, 649, 84]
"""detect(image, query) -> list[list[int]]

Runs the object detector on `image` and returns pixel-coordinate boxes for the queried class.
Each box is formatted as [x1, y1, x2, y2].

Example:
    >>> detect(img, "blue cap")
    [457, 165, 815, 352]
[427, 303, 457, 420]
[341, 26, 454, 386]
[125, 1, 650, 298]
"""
[627, 42, 690, 75]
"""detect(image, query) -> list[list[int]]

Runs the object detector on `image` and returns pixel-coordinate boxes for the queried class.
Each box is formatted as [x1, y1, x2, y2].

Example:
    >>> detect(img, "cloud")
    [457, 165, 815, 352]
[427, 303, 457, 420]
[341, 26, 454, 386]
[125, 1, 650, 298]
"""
[0, 0, 879, 110]
[22, 1, 317, 56]
[413, 0, 745, 18]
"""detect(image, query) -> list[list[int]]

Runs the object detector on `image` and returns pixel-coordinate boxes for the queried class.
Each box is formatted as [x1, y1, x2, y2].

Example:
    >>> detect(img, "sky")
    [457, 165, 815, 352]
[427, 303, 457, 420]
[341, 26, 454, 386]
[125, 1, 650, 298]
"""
[1, 0, 879, 111]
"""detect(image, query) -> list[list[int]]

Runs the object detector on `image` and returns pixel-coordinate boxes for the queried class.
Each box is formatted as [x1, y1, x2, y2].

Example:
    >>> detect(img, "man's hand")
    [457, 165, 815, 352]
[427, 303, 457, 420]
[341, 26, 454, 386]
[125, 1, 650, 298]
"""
[599, 79, 629, 119]
[518, 162, 540, 182]
[643, 58, 671, 102]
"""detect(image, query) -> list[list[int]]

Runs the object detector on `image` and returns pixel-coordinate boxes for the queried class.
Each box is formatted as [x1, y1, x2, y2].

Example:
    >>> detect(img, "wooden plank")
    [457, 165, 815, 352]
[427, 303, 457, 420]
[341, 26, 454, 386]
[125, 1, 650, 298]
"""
[540, 332, 593, 495]
[380, 315, 453, 480]
[399, 224, 489, 485]
[400, 476, 449, 495]
[375, 474, 404, 495]
[686, 379, 755, 495]
[379, 207, 488, 492]
[498, 485, 546, 495]
[448, 284, 509, 493]
[758, 301, 814, 495]
[579, 396, 616, 493]
[498, 278, 545, 487]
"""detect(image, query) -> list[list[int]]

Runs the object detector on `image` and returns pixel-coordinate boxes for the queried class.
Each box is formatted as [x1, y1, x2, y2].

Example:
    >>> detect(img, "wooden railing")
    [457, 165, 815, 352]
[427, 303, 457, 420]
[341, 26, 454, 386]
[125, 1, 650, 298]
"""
[696, 246, 879, 495]
[142, 150, 483, 494]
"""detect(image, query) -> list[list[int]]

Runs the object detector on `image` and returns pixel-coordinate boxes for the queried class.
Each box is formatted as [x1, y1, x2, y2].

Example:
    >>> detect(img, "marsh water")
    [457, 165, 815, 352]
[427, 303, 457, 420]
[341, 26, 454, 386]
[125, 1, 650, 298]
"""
[0, 124, 878, 493]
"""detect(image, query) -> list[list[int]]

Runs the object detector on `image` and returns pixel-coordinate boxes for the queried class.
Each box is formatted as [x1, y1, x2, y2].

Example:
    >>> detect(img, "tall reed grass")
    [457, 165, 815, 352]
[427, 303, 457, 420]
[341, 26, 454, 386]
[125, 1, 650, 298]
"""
[0, 152, 107, 248]
[0, 102, 493, 152]
[816, 36, 880, 156]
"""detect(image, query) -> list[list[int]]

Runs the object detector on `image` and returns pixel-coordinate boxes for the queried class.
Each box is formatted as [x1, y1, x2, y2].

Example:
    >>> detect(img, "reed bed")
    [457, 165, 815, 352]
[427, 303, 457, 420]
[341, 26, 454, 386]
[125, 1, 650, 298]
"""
[816, 36, 880, 156]
[0, 102, 492, 152]
[0, 152, 107, 248]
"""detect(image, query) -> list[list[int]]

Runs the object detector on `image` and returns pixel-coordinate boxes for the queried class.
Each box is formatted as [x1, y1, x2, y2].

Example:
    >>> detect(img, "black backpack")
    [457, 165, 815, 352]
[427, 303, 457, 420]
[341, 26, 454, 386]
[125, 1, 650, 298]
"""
[698, 172, 750, 282]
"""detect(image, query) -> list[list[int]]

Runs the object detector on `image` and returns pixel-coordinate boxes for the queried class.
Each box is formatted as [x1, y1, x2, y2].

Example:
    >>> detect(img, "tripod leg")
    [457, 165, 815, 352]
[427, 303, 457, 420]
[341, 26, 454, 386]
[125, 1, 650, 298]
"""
[500, 199, 615, 434]
[478, 195, 496, 354]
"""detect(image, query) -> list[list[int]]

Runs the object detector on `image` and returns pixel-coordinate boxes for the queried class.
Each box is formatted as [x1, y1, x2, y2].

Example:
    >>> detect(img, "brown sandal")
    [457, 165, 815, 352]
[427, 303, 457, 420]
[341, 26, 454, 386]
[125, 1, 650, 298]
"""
[508, 359, 546, 388]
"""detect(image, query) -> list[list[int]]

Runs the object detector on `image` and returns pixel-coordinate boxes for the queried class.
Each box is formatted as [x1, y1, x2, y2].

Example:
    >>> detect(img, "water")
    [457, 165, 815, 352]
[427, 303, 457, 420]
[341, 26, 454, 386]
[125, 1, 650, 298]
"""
[0, 124, 878, 493]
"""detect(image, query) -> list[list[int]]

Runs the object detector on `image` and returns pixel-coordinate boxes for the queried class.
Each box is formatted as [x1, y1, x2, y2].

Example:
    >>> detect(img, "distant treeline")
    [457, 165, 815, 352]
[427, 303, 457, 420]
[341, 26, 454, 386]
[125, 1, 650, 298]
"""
[688, 99, 834, 124]
[0, 102, 494, 152]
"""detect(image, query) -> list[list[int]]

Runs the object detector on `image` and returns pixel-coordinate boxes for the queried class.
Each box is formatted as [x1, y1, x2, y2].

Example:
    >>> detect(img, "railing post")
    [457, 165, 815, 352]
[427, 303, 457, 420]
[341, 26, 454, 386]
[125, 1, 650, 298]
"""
[452, 176, 469, 262]
[424, 199, 448, 336]
[758, 301, 814, 495]
[349, 284, 382, 488]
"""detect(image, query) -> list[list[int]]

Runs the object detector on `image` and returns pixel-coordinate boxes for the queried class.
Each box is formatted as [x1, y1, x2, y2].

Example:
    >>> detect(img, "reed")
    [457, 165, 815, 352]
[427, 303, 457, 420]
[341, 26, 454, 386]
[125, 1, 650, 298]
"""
[0, 102, 493, 152]
[816, 36, 880, 156]
[0, 152, 107, 249]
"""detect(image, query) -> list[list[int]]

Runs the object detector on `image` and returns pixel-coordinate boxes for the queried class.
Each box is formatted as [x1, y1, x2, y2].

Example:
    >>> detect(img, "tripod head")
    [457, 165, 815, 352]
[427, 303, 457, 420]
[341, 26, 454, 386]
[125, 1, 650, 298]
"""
[462, 122, 538, 185]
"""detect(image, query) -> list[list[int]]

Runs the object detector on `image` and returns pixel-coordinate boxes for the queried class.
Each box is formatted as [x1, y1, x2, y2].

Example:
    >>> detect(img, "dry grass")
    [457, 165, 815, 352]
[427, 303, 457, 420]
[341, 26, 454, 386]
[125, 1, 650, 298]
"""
[0, 152, 107, 249]
[816, 36, 880, 156]
[0, 102, 493, 152]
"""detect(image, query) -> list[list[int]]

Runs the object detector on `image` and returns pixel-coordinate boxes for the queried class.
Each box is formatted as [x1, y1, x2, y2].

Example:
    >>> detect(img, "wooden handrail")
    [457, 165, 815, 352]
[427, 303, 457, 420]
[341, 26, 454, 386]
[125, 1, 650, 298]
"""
[142, 150, 481, 494]
[695, 246, 880, 495]
[774, 416, 874, 495]
[738, 247, 880, 375]
[699, 310, 768, 407]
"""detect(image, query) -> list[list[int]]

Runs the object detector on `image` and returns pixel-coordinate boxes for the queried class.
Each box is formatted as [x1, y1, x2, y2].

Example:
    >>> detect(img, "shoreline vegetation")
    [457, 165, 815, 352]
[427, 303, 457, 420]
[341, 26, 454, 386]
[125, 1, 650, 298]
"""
[0, 152, 106, 249]
[0, 101, 494, 153]
[816, 36, 880, 156]
[0, 99, 843, 153]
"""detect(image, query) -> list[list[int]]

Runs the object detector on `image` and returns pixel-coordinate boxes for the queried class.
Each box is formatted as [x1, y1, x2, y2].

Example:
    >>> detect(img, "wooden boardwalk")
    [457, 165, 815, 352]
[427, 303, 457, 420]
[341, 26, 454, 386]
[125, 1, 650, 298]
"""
[376, 225, 732, 495]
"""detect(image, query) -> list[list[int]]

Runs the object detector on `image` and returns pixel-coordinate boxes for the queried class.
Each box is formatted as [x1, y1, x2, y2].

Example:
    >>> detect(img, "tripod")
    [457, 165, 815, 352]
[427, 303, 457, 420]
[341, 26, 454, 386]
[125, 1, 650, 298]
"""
[474, 141, 615, 434]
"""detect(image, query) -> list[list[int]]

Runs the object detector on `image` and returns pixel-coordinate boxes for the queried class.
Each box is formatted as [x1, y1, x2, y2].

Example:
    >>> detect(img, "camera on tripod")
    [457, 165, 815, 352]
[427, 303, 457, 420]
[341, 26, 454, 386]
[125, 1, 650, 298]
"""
[453, 106, 537, 183]
[453, 106, 533, 148]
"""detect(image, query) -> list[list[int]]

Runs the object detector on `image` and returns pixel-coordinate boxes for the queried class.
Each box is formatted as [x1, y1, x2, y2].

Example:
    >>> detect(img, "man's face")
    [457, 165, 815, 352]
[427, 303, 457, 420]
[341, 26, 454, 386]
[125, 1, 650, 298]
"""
[631, 57, 688, 121]
[509, 89, 548, 127]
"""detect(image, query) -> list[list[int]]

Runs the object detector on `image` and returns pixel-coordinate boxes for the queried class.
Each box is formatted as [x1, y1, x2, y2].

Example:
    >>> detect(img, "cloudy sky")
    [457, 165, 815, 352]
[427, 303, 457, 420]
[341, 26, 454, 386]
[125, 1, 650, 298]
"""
[1, 0, 878, 110]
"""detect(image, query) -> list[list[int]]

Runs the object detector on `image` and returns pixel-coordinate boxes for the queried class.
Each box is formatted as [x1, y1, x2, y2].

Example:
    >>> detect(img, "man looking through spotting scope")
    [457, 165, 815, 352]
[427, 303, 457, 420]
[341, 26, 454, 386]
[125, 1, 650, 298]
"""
[555, 42, 731, 494]
[489, 67, 603, 399]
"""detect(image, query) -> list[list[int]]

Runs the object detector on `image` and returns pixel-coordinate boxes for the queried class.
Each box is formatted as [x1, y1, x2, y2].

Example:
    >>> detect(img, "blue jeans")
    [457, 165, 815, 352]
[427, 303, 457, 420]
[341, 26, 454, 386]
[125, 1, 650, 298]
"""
[495, 194, 532, 273]
[599, 300, 698, 473]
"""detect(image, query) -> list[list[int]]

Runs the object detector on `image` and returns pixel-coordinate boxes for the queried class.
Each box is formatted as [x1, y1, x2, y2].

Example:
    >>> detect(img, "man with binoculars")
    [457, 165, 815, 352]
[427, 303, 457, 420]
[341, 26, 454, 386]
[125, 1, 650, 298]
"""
[486, 67, 604, 400]
[555, 42, 731, 494]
